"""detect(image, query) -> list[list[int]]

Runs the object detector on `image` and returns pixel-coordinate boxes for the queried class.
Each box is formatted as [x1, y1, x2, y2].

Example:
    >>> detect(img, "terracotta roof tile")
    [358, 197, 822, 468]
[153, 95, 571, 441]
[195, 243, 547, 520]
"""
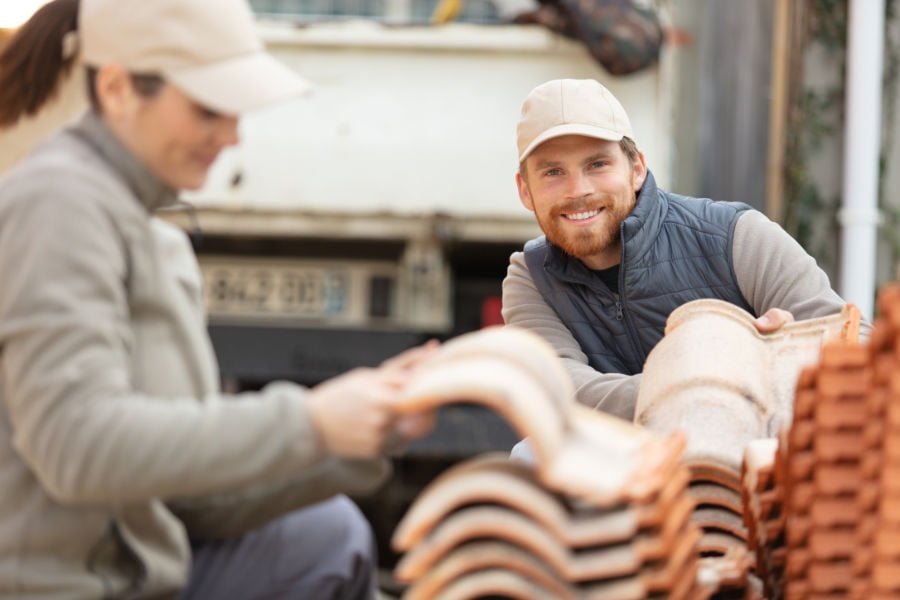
[744, 286, 900, 597]
[425, 568, 565, 600]
[402, 541, 575, 600]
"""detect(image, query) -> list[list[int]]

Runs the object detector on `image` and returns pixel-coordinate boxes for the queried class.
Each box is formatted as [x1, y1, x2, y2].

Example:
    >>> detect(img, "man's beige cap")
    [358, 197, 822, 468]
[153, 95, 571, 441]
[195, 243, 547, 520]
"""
[516, 79, 634, 162]
[79, 0, 310, 115]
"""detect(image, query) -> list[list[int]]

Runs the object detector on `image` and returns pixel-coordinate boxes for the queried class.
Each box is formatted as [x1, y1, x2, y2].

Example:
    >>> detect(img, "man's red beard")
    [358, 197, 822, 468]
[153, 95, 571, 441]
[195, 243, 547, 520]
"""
[535, 195, 634, 260]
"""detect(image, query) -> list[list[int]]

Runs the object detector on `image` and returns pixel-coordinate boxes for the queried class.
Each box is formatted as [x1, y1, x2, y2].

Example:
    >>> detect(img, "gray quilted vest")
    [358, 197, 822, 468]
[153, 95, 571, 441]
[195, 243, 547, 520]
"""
[523, 171, 753, 375]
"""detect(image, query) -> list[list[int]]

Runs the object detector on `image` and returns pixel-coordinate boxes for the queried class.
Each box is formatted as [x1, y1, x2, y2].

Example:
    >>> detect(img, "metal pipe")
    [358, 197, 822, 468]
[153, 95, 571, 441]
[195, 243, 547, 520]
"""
[839, 0, 885, 320]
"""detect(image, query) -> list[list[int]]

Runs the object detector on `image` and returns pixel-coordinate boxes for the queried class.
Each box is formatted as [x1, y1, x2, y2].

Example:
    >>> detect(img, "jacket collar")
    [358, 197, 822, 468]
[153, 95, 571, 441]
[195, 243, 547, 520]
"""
[544, 170, 665, 287]
[71, 111, 179, 213]
[621, 169, 665, 261]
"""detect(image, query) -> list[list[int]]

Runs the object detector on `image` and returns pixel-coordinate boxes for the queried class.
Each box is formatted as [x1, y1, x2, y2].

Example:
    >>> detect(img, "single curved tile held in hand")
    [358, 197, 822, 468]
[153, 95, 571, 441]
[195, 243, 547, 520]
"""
[402, 541, 576, 600]
[395, 356, 570, 469]
[414, 325, 576, 413]
[394, 327, 687, 505]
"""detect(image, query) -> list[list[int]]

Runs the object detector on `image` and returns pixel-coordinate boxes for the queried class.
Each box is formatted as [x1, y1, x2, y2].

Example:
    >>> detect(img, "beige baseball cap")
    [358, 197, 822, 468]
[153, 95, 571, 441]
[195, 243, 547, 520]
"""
[516, 79, 634, 162]
[79, 0, 310, 115]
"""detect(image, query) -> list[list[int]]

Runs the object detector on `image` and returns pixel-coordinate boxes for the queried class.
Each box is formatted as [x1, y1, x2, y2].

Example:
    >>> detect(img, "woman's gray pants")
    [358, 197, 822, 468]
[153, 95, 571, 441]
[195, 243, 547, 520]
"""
[180, 495, 377, 599]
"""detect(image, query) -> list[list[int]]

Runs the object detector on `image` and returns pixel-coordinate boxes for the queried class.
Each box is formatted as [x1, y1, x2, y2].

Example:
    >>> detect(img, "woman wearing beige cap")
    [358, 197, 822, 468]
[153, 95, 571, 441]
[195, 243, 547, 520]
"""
[0, 1, 432, 598]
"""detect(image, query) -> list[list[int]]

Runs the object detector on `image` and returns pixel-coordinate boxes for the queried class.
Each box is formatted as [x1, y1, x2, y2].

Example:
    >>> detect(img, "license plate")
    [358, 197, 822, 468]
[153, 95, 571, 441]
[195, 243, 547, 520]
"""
[199, 256, 394, 323]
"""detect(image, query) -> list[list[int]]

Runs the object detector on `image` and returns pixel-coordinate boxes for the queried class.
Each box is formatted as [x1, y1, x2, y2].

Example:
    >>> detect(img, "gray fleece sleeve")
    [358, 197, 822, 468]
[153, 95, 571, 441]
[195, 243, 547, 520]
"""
[501, 252, 641, 420]
[732, 210, 864, 328]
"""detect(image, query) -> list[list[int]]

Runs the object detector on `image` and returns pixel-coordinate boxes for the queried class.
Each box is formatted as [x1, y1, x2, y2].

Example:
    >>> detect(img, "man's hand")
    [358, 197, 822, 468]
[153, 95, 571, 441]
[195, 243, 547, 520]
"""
[753, 308, 795, 333]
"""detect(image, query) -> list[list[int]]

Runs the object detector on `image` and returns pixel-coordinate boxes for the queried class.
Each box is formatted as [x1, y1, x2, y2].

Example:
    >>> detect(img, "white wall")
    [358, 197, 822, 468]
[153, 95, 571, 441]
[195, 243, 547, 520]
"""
[190, 21, 673, 220]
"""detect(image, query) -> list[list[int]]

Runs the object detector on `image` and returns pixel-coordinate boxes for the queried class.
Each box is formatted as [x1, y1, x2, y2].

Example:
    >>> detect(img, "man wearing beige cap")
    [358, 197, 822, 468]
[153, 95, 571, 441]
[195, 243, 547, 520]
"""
[503, 79, 852, 420]
[0, 0, 434, 598]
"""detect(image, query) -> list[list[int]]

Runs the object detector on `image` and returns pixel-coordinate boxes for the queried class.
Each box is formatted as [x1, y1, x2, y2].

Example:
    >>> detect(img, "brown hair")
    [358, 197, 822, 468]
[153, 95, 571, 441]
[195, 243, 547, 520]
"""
[0, 0, 79, 127]
[0, 0, 165, 128]
[619, 136, 639, 164]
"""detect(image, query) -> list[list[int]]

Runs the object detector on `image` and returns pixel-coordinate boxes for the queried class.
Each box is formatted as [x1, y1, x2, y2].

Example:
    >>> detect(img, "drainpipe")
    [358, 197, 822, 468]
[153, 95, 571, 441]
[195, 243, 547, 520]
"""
[839, 0, 884, 320]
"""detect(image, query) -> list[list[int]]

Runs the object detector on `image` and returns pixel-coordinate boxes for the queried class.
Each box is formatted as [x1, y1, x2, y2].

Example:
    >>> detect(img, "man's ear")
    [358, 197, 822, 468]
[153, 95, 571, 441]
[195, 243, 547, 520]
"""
[516, 170, 535, 212]
[94, 64, 138, 121]
[632, 151, 648, 191]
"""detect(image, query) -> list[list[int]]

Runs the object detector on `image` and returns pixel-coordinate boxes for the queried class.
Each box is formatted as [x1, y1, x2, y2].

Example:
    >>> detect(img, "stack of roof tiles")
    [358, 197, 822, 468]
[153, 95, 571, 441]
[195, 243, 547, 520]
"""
[636, 299, 861, 597]
[741, 438, 784, 597]
[390, 326, 713, 599]
[741, 288, 900, 599]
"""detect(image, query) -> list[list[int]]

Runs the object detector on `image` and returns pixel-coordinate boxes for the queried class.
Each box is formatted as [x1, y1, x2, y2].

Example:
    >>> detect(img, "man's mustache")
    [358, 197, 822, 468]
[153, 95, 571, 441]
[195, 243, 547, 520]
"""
[550, 196, 614, 217]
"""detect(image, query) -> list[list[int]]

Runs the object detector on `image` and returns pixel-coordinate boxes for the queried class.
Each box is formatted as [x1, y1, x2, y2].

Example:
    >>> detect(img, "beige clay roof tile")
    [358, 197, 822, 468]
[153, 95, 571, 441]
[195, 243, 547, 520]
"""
[417, 325, 576, 411]
[636, 300, 861, 470]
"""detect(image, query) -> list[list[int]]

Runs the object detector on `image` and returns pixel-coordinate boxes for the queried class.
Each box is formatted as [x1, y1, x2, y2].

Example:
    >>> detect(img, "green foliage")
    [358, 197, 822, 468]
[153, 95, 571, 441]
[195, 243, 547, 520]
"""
[807, 0, 848, 55]
[784, 0, 900, 277]
[881, 0, 900, 271]
[781, 0, 846, 271]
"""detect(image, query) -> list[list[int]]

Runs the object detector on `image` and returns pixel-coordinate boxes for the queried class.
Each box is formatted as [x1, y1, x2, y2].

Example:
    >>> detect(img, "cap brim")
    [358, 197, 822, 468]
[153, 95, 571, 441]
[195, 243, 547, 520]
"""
[166, 52, 311, 115]
[519, 123, 626, 162]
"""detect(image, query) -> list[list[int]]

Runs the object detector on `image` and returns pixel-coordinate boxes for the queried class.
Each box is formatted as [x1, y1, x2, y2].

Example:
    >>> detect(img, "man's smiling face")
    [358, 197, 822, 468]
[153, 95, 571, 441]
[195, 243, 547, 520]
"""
[517, 135, 646, 270]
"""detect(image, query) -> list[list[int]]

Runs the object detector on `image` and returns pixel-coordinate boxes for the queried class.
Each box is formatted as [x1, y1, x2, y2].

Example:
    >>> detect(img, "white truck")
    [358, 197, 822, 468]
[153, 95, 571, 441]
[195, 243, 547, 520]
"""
[163, 18, 674, 394]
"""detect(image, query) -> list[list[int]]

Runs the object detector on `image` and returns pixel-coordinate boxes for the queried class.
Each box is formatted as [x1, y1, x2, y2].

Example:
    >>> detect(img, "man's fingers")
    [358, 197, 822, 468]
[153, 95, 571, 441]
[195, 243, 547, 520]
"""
[754, 308, 795, 333]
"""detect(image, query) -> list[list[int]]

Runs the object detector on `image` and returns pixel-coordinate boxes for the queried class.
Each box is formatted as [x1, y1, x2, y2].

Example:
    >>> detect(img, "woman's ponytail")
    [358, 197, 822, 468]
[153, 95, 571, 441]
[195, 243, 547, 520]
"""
[0, 0, 79, 127]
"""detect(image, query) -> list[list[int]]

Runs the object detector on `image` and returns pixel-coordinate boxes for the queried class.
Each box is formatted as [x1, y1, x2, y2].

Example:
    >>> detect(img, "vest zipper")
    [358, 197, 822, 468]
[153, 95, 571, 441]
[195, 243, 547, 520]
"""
[617, 222, 643, 373]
